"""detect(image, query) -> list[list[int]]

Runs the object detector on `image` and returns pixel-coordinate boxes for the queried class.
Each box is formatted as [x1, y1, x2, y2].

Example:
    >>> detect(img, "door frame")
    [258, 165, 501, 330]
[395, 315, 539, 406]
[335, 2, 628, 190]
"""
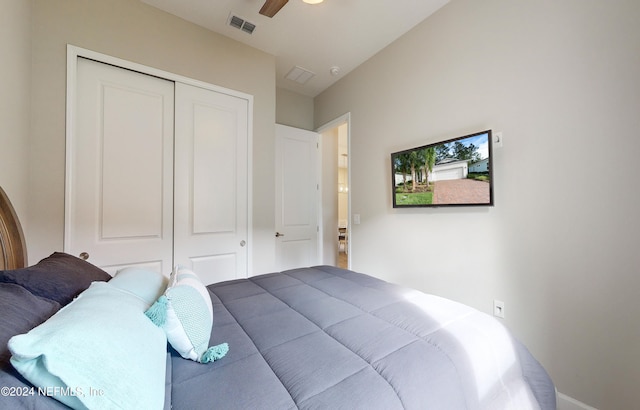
[316, 113, 352, 269]
[65, 45, 254, 274]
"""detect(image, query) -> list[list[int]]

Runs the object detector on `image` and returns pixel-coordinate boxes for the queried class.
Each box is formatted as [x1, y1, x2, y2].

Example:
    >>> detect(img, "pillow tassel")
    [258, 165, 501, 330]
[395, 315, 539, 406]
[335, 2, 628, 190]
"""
[200, 343, 229, 364]
[144, 296, 168, 326]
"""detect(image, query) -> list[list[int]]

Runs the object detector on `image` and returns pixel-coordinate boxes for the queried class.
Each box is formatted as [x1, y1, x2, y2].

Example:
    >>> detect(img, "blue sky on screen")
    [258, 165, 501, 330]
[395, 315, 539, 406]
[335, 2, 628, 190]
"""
[447, 132, 489, 160]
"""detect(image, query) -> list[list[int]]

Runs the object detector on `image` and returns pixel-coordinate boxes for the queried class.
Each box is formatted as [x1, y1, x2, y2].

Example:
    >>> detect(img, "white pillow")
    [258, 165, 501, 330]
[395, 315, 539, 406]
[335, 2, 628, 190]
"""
[145, 266, 228, 363]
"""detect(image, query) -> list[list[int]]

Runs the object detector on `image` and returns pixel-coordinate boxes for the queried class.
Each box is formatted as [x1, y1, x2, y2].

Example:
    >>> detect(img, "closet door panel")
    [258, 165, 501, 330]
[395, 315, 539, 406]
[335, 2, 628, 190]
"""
[174, 83, 249, 284]
[192, 103, 236, 234]
[101, 85, 165, 239]
[66, 58, 174, 276]
[191, 254, 237, 285]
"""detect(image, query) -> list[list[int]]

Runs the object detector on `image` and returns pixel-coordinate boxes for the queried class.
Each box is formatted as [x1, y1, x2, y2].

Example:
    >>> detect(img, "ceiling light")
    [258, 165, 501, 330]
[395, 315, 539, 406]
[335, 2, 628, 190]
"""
[302, 0, 323, 4]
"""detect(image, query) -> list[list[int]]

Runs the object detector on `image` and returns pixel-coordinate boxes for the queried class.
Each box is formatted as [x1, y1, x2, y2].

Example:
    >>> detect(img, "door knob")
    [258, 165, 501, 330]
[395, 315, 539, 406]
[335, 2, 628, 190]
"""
[240, 240, 246, 247]
[275, 232, 285, 238]
[79, 252, 89, 260]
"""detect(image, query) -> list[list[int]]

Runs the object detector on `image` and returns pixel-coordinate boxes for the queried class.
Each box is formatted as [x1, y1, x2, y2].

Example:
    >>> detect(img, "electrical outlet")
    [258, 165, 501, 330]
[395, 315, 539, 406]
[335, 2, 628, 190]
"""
[493, 300, 505, 318]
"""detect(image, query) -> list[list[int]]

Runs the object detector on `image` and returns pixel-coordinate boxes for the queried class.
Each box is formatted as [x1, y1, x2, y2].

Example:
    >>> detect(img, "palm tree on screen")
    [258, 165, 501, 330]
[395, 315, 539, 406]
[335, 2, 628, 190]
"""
[423, 147, 436, 188]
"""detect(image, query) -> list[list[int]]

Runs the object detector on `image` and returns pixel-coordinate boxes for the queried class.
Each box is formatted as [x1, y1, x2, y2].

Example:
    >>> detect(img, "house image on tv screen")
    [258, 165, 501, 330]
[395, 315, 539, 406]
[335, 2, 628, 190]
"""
[391, 130, 493, 207]
[468, 157, 489, 173]
[427, 158, 469, 182]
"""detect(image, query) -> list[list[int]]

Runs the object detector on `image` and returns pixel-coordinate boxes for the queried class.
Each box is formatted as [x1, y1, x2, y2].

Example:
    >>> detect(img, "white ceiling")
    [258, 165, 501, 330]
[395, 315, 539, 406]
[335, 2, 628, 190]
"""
[140, 0, 449, 97]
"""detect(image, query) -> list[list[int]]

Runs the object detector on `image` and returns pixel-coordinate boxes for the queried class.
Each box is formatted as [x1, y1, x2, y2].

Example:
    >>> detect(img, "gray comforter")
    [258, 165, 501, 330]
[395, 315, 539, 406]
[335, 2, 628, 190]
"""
[169, 266, 556, 409]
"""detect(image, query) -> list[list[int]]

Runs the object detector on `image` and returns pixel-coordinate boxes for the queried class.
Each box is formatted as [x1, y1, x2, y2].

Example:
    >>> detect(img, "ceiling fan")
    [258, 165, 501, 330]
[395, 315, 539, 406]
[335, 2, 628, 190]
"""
[259, 0, 289, 17]
[259, 0, 322, 18]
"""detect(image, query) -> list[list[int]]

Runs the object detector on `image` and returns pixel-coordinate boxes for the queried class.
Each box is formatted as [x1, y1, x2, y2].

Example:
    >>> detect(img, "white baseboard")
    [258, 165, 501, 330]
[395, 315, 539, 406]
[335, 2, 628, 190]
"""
[557, 392, 598, 410]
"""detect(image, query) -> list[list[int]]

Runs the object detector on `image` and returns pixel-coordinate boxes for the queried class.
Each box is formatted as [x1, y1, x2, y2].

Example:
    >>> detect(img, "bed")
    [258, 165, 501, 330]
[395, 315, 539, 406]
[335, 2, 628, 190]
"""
[0, 186, 556, 409]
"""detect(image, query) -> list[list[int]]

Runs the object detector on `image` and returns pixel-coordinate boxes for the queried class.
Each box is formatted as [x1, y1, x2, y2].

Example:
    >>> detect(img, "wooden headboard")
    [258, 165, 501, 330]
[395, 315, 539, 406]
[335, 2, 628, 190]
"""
[0, 186, 28, 270]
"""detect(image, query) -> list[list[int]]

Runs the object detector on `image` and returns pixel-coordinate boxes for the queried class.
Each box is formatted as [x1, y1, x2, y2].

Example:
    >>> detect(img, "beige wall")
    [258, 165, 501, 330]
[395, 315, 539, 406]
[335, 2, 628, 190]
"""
[27, 0, 277, 272]
[315, 0, 640, 408]
[0, 0, 31, 227]
[276, 87, 314, 130]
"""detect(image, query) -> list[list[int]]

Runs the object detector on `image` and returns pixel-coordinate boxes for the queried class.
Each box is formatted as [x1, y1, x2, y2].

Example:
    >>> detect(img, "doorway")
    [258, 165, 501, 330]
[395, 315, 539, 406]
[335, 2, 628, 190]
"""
[318, 114, 351, 269]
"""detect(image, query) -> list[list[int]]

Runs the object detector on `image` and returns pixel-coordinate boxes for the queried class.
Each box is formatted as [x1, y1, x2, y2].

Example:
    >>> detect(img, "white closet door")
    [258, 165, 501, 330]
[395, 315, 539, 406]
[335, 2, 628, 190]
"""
[66, 58, 175, 275]
[174, 83, 249, 284]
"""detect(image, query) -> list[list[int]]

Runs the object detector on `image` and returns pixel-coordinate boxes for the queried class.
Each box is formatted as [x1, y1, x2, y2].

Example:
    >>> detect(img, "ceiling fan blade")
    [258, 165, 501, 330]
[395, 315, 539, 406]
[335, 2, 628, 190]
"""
[259, 0, 289, 17]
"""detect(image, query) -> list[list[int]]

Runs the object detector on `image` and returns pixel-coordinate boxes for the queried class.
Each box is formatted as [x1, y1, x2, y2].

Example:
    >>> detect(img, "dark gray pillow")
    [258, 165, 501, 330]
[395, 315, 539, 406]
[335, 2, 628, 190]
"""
[0, 252, 111, 305]
[0, 283, 61, 365]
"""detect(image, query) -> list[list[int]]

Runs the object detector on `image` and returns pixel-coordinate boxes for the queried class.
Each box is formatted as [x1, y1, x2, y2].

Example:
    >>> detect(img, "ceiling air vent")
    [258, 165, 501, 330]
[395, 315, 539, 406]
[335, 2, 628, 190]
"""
[228, 14, 256, 35]
[285, 65, 316, 84]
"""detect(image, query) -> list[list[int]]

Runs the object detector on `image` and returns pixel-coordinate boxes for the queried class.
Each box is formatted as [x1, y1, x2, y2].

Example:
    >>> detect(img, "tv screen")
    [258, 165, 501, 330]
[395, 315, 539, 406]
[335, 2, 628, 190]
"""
[391, 130, 494, 208]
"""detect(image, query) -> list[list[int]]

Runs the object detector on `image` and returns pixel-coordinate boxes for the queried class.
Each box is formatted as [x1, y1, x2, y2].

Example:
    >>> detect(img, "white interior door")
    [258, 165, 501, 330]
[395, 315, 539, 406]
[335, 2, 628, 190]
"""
[275, 124, 320, 271]
[66, 58, 174, 276]
[174, 83, 249, 284]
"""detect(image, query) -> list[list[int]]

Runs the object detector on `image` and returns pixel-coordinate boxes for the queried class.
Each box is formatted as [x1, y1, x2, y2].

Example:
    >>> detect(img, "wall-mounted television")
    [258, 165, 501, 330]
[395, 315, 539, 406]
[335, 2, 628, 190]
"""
[391, 130, 494, 208]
